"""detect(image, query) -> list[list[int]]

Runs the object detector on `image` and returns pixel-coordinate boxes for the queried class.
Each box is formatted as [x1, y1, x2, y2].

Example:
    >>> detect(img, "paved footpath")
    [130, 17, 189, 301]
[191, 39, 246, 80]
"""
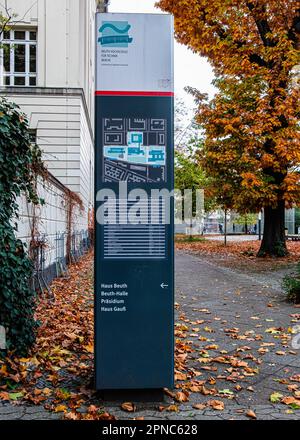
[1, 250, 300, 420]
[206, 234, 259, 242]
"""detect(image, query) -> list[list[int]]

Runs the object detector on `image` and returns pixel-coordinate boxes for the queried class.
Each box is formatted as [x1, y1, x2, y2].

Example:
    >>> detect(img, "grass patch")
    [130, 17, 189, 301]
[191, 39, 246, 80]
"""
[175, 235, 206, 243]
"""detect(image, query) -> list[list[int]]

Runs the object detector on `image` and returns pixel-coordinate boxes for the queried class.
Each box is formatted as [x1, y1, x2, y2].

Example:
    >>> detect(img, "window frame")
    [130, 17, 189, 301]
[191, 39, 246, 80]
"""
[0, 29, 37, 87]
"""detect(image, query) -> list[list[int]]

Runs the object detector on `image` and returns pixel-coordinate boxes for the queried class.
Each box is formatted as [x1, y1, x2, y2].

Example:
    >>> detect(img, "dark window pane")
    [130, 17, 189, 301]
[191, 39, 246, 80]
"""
[30, 45, 36, 72]
[3, 31, 10, 40]
[14, 31, 25, 40]
[29, 77, 36, 86]
[30, 31, 37, 41]
[14, 44, 25, 72]
[14, 77, 25, 86]
[3, 44, 10, 73]
[4, 76, 10, 86]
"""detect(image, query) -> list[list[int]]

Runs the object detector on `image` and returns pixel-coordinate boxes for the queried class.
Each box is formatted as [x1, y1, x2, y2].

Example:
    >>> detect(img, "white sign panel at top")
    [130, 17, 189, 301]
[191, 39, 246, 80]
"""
[96, 13, 174, 94]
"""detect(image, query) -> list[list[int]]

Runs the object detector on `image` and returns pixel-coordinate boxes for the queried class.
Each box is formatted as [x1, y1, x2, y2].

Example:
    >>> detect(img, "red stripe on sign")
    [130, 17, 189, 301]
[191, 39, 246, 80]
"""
[95, 90, 174, 97]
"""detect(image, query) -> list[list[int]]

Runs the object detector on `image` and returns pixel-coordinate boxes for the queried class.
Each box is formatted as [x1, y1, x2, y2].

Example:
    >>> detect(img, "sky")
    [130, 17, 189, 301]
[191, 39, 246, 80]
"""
[108, 0, 216, 115]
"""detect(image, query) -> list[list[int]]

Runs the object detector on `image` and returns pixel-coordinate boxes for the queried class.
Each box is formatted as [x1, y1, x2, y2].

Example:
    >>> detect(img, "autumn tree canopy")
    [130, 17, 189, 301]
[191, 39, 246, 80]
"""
[158, 0, 300, 256]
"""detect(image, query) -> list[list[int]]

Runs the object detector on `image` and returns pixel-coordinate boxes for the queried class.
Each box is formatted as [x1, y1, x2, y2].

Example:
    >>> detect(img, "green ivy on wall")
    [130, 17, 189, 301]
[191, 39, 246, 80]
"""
[0, 98, 45, 355]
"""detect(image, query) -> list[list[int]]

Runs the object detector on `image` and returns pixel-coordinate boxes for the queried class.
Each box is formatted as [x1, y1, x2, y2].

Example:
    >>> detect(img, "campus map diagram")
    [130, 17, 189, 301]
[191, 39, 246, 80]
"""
[102, 118, 167, 182]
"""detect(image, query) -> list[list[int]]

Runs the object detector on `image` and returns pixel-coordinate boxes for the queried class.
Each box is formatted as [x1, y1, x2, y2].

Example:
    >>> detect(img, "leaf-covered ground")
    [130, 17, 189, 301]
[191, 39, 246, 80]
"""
[1, 248, 300, 420]
[176, 238, 300, 274]
[0, 252, 114, 420]
[168, 251, 300, 420]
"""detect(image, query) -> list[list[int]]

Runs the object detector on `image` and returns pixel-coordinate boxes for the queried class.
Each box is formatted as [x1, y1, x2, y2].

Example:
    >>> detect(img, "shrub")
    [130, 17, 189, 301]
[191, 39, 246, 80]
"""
[0, 98, 45, 355]
[282, 264, 300, 304]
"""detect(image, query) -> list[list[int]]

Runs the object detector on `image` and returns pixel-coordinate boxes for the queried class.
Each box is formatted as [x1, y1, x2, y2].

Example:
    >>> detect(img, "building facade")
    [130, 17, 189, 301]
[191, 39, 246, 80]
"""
[0, 0, 98, 205]
[0, 0, 103, 282]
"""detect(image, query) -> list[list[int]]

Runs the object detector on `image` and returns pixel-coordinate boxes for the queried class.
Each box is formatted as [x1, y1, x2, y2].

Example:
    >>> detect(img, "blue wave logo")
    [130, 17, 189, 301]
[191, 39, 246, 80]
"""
[98, 21, 133, 47]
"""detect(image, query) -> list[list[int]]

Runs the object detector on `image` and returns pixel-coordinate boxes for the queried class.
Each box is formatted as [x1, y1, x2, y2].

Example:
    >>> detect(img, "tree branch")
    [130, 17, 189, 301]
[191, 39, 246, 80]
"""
[199, 9, 269, 69]
[246, 2, 276, 48]
[249, 53, 268, 67]
[0, 0, 38, 37]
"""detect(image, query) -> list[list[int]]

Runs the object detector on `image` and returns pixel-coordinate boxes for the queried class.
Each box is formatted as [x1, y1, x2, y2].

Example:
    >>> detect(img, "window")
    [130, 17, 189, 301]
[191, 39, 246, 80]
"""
[0, 29, 37, 87]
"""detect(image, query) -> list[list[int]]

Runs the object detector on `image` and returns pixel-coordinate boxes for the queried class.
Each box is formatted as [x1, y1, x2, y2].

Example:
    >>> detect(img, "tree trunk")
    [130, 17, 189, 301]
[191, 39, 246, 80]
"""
[224, 209, 227, 246]
[258, 200, 288, 257]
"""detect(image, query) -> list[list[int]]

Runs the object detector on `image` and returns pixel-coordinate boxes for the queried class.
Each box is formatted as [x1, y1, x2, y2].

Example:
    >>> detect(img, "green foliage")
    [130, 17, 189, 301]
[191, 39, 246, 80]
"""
[175, 144, 216, 214]
[175, 145, 204, 191]
[234, 213, 258, 226]
[175, 235, 206, 243]
[282, 264, 300, 304]
[0, 224, 38, 354]
[0, 98, 45, 355]
[0, 6, 18, 37]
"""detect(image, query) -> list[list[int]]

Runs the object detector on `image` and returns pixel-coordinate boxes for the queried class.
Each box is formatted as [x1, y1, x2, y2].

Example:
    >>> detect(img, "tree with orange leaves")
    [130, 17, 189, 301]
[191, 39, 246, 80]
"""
[157, 0, 300, 256]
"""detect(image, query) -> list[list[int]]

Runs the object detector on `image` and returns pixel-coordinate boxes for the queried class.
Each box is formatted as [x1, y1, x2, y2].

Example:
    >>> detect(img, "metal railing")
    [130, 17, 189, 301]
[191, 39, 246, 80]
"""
[31, 234, 54, 300]
[70, 230, 91, 263]
[31, 229, 92, 298]
[55, 232, 69, 278]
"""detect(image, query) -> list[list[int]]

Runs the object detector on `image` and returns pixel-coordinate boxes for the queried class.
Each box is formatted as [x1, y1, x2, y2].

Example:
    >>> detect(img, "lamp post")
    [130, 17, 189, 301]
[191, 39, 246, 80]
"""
[224, 209, 227, 246]
[258, 211, 262, 241]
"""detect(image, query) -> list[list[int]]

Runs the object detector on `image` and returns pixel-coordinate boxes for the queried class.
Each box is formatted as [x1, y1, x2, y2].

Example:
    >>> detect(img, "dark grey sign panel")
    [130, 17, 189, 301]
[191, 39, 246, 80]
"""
[95, 96, 174, 389]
